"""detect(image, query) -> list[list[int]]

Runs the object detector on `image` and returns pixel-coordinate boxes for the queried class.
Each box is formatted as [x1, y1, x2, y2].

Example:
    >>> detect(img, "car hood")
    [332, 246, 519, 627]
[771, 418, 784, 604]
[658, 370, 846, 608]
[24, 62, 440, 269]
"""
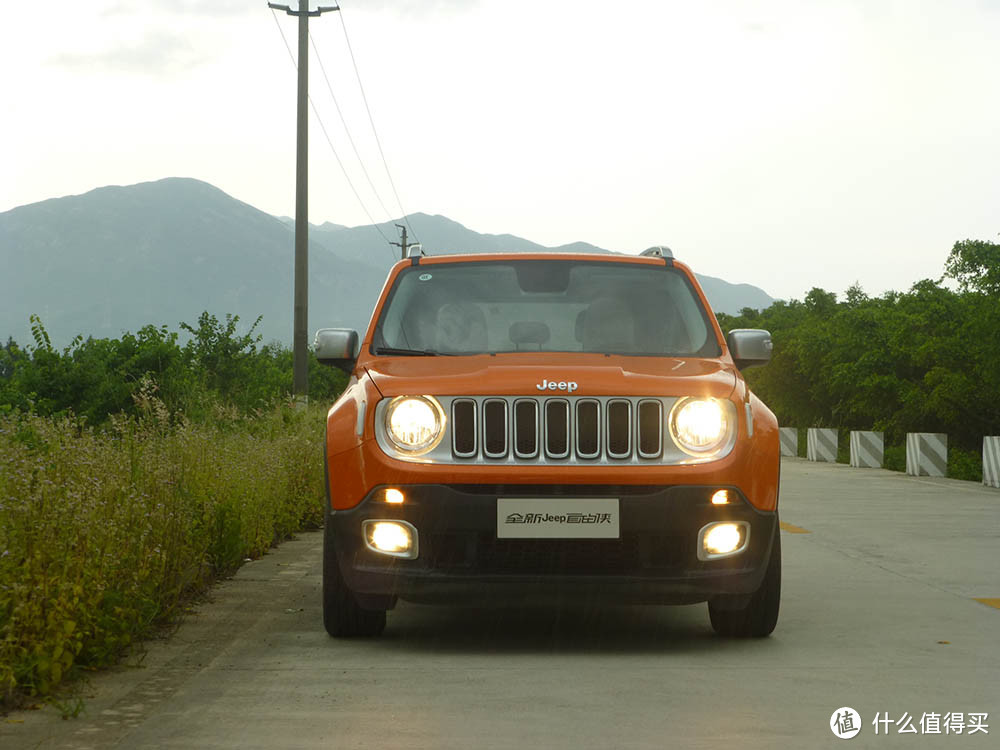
[363, 353, 737, 399]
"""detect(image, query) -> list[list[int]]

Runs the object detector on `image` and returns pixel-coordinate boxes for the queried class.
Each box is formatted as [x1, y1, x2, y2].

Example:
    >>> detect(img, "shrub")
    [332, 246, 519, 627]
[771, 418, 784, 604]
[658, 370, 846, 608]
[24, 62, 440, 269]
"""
[0, 397, 326, 705]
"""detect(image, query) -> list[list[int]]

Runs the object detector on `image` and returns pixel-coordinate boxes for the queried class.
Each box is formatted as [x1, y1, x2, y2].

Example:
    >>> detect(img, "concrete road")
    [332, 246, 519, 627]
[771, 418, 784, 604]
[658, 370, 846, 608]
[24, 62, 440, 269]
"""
[3, 459, 998, 749]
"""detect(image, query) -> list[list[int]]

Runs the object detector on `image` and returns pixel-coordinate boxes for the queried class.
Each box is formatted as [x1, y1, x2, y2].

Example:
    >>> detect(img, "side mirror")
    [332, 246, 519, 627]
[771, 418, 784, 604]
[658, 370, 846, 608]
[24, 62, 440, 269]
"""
[313, 328, 359, 373]
[727, 329, 772, 370]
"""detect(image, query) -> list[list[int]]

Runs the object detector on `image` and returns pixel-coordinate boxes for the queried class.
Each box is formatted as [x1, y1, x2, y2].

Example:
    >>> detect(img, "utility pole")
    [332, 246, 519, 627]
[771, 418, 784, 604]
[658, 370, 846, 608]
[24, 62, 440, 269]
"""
[268, 1, 339, 406]
[390, 223, 412, 260]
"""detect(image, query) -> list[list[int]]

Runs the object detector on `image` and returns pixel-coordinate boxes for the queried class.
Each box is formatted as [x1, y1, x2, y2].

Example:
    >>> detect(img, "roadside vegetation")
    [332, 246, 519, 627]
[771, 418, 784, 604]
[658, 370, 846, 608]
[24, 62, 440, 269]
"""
[0, 314, 346, 707]
[718, 239, 1000, 480]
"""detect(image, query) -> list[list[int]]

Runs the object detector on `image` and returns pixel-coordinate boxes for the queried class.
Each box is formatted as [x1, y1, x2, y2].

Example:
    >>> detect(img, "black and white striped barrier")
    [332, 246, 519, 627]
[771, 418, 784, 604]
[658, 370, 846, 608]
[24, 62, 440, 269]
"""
[779, 428, 798, 457]
[984, 437, 1000, 489]
[905, 433, 948, 477]
[807, 428, 838, 463]
[849, 431, 884, 468]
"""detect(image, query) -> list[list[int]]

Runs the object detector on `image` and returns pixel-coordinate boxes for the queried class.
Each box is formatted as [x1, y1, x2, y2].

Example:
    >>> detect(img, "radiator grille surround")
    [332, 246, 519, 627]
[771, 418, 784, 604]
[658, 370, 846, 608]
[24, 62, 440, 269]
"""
[375, 395, 737, 465]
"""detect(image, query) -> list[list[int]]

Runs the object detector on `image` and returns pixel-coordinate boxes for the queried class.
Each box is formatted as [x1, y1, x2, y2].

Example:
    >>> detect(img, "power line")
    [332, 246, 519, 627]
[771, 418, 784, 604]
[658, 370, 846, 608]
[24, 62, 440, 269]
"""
[270, 8, 397, 261]
[309, 32, 395, 225]
[310, 101, 396, 254]
[337, 5, 418, 243]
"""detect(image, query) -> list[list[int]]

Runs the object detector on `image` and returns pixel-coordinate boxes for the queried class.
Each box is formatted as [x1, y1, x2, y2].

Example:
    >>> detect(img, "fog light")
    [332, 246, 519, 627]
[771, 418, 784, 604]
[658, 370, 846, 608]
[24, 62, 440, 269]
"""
[711, 489, 730, 505]
[698, 521, 749, 560]
[363, 520, 418, 559]
[385, 488, 405, 504]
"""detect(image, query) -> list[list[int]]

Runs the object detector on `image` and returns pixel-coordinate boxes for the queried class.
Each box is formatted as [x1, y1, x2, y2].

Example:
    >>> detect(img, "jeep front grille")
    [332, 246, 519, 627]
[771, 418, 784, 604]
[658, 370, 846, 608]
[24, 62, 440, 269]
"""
[449, 396, 665, 463]
[372, 395, 739, 465]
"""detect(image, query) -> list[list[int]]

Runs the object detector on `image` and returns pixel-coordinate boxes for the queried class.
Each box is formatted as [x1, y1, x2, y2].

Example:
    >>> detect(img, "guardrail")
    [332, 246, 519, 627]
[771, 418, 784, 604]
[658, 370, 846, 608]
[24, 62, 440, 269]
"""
[779, 426, 999, 489]
[806, 428, 837, 463]
[984, 437, 1000, 489]
[779, 427, 798, 457]
[850, 431, 884, 469]
[906, 433, 948, 477]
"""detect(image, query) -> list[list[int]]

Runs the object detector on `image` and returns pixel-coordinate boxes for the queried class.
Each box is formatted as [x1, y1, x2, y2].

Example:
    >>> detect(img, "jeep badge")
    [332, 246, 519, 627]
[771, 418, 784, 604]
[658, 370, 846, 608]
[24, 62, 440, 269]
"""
[536, 379, 578, 393]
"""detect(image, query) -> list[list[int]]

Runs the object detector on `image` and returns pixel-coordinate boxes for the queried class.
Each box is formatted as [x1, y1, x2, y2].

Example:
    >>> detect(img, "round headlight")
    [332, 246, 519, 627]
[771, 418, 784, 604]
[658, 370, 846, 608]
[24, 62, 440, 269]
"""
[669, 398, 731, 456]
[385, 396, 445, 454]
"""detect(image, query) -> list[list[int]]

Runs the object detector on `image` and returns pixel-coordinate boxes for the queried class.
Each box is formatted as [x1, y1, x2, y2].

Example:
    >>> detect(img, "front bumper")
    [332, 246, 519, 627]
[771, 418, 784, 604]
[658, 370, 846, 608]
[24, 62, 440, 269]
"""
[329, 484, 777, 606]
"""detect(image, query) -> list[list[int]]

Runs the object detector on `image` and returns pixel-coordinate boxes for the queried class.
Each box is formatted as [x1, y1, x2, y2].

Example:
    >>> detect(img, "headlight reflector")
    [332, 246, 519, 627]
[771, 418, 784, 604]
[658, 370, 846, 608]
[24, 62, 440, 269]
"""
[669, 397, 732, 456]
[385, 396, 445, 454]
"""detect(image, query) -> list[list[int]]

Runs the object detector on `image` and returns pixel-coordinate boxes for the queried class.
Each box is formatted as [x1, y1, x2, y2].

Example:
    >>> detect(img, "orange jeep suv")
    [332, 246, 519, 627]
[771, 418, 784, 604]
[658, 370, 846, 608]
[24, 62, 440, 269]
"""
[315, 249, 780, 638]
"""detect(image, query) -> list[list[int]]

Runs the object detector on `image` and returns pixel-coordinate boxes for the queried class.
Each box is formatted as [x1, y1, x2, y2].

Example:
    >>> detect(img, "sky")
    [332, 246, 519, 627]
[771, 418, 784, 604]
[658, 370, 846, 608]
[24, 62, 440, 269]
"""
[2, 0, 999, 302]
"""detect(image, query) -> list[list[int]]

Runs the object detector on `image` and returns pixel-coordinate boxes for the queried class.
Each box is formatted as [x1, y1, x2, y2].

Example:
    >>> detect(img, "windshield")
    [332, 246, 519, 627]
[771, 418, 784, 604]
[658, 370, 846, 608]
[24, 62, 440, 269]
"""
[372, 260, 721, 357]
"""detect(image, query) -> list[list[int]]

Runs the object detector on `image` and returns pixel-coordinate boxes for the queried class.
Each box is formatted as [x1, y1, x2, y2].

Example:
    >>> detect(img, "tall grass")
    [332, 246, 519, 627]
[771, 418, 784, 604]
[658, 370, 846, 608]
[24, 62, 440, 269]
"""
[0, 384, 325, 705]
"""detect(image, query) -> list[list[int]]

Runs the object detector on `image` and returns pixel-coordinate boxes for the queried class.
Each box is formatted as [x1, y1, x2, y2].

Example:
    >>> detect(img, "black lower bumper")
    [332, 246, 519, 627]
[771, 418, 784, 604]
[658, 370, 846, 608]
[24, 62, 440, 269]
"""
[328, 484, 777, 607]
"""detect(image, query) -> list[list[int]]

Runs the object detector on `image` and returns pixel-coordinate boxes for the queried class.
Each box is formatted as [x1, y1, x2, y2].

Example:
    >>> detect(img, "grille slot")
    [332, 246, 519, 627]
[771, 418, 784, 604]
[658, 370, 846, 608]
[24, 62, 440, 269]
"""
[544, 399, 570, 459]
[637, 400, 663, 458]
[452, 399, 477, 457]
[575, 400, 600, 459]
[606, 400, 632, 459]
[425, 534, 647, 574]
[513, 399, 539, 458]
[482, 399, 508, 458]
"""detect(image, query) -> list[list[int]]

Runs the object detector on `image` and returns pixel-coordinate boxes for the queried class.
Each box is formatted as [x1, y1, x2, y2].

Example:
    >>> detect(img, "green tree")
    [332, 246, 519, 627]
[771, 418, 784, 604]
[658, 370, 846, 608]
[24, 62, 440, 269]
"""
[0, 313, 347, 424]
[944, 238, 1000, 294]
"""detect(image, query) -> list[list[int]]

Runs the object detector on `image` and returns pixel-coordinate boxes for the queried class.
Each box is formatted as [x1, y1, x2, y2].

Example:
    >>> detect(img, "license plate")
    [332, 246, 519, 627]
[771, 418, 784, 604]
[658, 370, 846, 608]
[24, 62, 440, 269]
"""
[496, 498, 620, 539]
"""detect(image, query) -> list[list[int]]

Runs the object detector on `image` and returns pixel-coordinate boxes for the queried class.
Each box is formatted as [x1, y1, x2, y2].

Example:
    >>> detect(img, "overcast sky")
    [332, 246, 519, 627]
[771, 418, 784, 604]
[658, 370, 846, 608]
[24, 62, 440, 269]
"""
[2, 0, 998, 301]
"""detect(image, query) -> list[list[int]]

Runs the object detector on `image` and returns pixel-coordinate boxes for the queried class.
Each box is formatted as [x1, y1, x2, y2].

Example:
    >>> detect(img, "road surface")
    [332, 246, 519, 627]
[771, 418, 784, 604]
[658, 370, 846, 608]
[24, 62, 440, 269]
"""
[3, 458, 998, 749]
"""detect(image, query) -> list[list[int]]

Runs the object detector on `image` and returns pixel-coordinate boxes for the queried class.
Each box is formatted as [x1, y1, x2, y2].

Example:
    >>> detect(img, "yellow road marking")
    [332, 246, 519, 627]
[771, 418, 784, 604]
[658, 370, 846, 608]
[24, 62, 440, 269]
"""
[780, 521, 811, 534]
[973, 598, 1000, 610]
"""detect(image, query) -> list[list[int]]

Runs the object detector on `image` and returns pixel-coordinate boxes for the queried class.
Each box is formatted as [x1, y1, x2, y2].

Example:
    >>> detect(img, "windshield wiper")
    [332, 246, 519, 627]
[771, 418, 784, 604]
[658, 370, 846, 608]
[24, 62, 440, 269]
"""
[372, 346, 452, 356]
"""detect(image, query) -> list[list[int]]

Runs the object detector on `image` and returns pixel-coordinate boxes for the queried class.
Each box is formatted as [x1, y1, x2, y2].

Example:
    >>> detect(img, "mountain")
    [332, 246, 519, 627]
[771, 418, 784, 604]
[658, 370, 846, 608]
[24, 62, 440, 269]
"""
[0, 178, 384, 348]
[0, 178, 774, 348]
[694, 275, 774, 315]
[306, 212, 612, 262]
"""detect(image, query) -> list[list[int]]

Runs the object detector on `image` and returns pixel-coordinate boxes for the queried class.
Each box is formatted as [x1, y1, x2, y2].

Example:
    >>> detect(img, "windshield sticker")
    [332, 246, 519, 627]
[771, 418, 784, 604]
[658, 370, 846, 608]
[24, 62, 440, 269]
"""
[418, 273, 432, 281]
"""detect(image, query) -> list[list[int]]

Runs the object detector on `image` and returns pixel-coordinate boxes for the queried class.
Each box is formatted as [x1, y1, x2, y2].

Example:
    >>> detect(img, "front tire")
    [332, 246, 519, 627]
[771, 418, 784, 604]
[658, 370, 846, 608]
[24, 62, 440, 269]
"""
[708, 527, 781, 638]
[323, 517, 387, 638]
